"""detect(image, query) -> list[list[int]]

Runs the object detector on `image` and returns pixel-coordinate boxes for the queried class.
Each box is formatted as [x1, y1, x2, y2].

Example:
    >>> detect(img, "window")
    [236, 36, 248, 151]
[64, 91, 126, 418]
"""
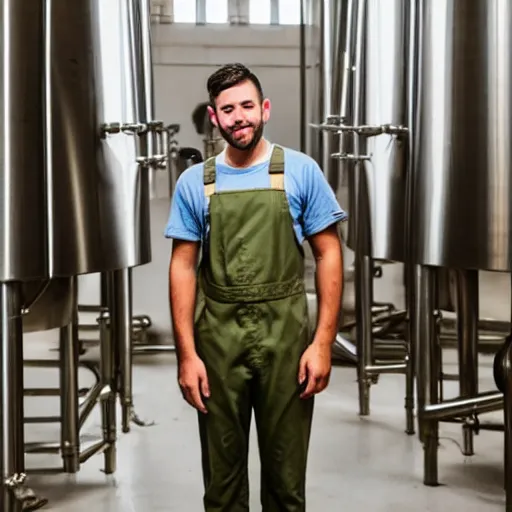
[278, 0, 301, 25]
[173, 0, 196, 22]
[206, 0, 228, 23]
[249, 0, 271, 24]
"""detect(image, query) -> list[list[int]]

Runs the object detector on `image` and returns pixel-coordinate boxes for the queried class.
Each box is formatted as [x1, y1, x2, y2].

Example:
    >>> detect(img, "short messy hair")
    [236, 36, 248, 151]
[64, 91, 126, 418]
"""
[206, 63, 264, 107]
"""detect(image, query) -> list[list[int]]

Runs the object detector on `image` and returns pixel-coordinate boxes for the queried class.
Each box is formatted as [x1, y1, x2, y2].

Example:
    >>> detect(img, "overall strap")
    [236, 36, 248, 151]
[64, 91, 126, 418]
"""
[268, 145, 285, 190]
[204, 145, 285, 197]
[204, 156, 216, 198]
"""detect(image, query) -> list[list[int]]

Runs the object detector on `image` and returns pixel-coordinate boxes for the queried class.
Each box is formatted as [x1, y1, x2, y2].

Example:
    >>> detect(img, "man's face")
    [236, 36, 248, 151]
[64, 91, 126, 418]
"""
[208, 80, 271, 151]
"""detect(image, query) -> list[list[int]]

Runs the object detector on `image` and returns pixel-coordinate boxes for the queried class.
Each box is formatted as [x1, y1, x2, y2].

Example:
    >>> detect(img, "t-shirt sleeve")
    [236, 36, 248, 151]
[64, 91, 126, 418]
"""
[164, 170, 204, 242]
[301, 159, 348, 237]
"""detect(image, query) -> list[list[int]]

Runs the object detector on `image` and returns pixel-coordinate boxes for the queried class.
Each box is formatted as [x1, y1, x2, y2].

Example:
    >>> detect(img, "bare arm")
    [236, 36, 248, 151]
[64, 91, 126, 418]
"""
[307, 223, 344, 347]
[298, 223, 343, 399]
[168, 239, 200, 363]
[169, 238, 210, 413]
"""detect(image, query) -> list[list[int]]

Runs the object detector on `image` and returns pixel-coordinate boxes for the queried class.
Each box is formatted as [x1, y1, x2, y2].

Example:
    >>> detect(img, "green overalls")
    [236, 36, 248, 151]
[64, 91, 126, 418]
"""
[194, 145, 314, 511]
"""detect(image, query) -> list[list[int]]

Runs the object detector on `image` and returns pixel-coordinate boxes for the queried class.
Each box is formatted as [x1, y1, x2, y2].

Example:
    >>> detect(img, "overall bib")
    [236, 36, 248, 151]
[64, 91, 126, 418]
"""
[194, 145, 314, 511]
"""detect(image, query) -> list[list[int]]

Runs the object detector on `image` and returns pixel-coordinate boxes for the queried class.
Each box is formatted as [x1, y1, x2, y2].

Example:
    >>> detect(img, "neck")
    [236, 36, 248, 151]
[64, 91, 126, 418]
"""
[225, 138, 268, 168]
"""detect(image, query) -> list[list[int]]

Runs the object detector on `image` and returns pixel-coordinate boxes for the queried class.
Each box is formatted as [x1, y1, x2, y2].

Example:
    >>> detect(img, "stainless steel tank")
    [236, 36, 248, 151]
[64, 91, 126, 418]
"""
[319, 0, 342, 190]
[0, 1, 47, 282]
[48, 0, 153, 278]
[414, 0, 512, 271]
[21, 278, 75, 333]
[346, 0, 410, 261]
[304, 0, 350, 194]
[48, 0, 108, 277]
[95, 0, 153, 269]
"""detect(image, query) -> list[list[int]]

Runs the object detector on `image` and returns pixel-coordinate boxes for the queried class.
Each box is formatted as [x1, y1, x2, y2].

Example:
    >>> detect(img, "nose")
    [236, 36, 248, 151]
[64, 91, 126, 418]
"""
[232, 106, 246, 124]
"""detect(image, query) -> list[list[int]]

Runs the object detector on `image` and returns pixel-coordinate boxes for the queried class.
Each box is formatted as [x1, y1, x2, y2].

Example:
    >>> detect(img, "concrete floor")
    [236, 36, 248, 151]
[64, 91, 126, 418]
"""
[21, 197, 509, 511]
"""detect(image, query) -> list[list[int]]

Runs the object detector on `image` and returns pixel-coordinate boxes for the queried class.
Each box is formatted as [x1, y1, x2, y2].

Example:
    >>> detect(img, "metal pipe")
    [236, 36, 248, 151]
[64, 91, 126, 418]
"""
[422, 392, 503, 421]
[100, 273, 109, 309]
[1, 282, 24, 512]
[403, 0, 420, 438]
[364, 363, 407, 375]
[79, 441, 111, 465]
[1, 283, 46, 511]
[79, 382, 106, 430]
[59, 277, 80, 473]
[98, 311, 116, 474]
[355, 255, 373, 415]
[109, 268, 133, 433]
[415, 265, 440, 485]
[332, 334, 407, 364]
[299, 0, 306, 152]
[351, 0, 373, 418]
[339, 0, 355, 123]
[455, 269, 479, 455]
[441, 317, 510, 334]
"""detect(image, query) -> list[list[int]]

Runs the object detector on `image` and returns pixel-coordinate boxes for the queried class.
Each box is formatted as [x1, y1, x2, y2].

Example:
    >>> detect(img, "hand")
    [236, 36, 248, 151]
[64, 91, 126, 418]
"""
[178, 354, 210, 414]
[298, 342, 332, 399]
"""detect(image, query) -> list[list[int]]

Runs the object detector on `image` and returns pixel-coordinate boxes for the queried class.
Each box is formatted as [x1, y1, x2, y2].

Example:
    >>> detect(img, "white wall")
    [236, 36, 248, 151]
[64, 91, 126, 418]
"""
[151, 23, 303, 153]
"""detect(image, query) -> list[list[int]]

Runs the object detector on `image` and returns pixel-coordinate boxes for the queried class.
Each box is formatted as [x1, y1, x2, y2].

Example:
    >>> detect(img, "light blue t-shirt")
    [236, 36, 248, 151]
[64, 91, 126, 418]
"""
[164, 144, 347, 244]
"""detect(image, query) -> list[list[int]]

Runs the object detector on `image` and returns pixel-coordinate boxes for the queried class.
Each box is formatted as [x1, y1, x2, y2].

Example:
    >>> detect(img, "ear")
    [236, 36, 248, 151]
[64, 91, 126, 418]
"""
[261, 98, 271, 124]
[207, 105, 219, 127]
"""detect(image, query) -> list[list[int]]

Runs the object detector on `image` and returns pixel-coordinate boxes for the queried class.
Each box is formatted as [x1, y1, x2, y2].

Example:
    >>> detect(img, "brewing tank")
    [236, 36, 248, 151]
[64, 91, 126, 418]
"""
[48, 0, 108, 277]
[414, 0, 512, 271]
[48, 0, 153, 278]
[0, 1, 47, 282]
[95, 0, 152, 269]
[346, 0, 410, 261]
[304, 0, 350, 195]
[320, 0, 345, 194]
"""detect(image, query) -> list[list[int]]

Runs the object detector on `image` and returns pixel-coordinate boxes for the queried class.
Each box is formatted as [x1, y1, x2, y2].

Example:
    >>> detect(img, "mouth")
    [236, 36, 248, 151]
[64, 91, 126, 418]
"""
[231, 125, 253, 137]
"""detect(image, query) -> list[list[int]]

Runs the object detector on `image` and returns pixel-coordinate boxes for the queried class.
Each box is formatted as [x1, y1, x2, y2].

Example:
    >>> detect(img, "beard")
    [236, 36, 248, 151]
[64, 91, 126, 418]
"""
[218, 119, 265, 151]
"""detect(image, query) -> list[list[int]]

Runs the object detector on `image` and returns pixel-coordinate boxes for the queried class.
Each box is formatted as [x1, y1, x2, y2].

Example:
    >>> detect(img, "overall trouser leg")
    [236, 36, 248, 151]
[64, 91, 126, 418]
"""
[196, 301, 253, 511]
[252, 294, 314, 512]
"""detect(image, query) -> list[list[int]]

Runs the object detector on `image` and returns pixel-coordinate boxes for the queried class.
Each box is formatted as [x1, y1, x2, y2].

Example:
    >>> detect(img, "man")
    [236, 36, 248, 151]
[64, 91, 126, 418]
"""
[166, 63, 346, 511]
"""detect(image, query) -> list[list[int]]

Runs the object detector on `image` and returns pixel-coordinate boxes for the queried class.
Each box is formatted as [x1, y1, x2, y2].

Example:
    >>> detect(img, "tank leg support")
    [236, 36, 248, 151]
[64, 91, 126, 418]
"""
[355, 253, 412, 429]
[98, 313, 117, 474]
[60, 277, 80, 474]
[404, 263, 416, 436]
[404, 348, 415, 435]
[110, 269, 133, 433]
[455, 269, 479, 456]
[356, 254, 373, 416]
[59, 324, 80, 474]
[1, 282, 48, 511]
[109, 269, 154, 433]
[416, 265, 440, 485]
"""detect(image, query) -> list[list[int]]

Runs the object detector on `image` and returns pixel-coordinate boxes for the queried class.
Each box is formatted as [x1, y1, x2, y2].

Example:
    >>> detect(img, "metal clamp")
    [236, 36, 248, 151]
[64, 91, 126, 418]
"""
[100, 122, 147, 138]
[147, 120, 165, 133]
[311, 116, 409, 138]
[136, 155, 167, 168]
[100, 122, 121, 138]
[147, 121, 168, 169]
[331, 152, 372, 162]
[121, 122, 147, 135]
